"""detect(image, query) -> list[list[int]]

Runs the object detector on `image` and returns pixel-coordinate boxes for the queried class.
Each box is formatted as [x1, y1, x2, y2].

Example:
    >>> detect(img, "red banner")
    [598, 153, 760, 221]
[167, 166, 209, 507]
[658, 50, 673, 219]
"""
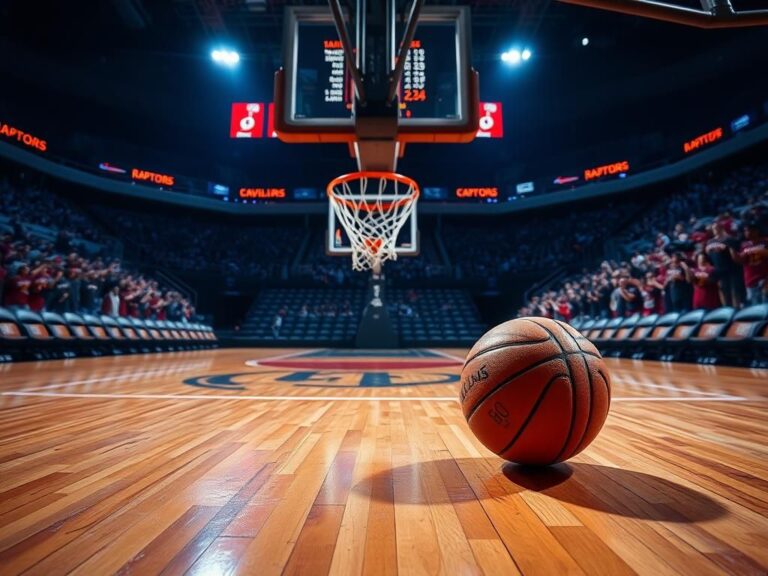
[267, 103, 277, 138]
[230, 103, 265, 139]
[476, 102, 503, 139]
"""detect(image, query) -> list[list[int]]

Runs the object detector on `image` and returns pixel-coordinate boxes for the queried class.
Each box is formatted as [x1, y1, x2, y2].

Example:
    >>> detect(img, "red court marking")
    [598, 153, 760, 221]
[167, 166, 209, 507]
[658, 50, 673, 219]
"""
[258, 359, 461, 371]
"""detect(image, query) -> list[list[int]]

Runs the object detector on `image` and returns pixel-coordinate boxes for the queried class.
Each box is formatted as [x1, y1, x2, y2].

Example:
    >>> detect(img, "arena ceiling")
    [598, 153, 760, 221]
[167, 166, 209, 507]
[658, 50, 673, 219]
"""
[0, 0, 766, 188]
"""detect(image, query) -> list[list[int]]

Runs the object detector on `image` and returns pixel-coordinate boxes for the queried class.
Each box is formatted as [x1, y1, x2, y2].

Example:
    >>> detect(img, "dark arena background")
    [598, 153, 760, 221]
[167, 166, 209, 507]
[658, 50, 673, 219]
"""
[1, 1, 768, 574]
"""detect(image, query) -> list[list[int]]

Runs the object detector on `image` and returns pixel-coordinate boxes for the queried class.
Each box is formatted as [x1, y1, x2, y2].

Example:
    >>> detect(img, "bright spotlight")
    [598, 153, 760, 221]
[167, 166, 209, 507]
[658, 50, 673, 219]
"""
[501, 49, 521, 65]
[521, 48, 532, 61]
[582, 37, 590, 46]
[211, 48, 240, 67]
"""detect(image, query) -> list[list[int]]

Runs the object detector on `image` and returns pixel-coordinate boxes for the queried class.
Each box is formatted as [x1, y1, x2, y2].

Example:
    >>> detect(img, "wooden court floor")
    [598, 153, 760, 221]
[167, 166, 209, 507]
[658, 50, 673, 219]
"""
[0, 348, 766, 575]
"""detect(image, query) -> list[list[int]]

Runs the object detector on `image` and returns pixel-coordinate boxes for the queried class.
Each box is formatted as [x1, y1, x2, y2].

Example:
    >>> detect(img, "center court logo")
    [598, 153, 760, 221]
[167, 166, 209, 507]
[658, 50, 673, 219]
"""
[183, 370, 459, 390]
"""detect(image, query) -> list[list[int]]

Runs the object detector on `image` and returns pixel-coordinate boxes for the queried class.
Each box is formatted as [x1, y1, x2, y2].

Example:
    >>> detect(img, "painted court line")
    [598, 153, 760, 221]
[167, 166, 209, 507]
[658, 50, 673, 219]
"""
[0, 391, 750, 403]
[21, 364, 213, 392]
[428, 349, 468, 363]
[244, 348, 324, 368]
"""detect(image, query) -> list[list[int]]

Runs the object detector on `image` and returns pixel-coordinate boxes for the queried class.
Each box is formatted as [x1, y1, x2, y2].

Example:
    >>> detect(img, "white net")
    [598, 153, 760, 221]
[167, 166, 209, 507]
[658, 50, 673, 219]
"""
[328, 172, 419, 272]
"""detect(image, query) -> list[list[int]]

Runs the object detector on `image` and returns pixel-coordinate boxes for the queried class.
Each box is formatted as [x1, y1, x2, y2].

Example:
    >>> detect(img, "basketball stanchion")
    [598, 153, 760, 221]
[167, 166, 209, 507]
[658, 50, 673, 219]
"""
[327, 171, 420, 275]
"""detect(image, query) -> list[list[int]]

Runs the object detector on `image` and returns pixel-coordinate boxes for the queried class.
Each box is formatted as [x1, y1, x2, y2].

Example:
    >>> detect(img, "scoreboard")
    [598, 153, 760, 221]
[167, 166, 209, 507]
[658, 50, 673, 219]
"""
[285, 7, 471, 128]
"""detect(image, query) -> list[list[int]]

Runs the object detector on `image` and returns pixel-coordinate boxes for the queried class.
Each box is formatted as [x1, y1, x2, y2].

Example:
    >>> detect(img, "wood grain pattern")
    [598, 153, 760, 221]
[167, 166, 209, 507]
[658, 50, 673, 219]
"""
[0, 349, 766, 575]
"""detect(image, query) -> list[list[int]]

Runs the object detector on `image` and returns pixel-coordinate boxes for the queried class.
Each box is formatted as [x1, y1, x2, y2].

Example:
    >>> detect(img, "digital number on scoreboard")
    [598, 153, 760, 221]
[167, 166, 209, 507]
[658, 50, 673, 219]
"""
[288, 9, 469, 126]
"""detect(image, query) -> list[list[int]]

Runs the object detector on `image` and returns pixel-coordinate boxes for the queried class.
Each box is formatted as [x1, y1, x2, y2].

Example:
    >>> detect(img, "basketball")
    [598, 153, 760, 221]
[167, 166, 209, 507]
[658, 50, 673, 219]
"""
[460, 317, 611, 465]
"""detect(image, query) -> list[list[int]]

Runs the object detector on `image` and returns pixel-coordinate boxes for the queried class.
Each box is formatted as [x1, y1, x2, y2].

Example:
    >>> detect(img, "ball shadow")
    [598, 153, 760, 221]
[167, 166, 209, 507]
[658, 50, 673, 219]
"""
[359, 458, 725, 522]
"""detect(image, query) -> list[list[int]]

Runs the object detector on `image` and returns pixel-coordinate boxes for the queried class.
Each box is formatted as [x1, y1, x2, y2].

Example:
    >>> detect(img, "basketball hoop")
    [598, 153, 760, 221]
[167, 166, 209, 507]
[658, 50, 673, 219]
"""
[327, 171, 419, 273]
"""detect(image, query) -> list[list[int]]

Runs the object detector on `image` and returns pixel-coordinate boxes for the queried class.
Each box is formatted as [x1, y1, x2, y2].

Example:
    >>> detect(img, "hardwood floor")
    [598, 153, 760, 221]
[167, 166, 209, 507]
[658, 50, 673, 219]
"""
[0, 348, 766, 575]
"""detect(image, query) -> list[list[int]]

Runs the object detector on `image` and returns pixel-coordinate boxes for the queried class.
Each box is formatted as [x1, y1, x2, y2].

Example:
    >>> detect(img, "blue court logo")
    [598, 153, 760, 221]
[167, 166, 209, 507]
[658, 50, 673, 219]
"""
[183, 370, 459, 390]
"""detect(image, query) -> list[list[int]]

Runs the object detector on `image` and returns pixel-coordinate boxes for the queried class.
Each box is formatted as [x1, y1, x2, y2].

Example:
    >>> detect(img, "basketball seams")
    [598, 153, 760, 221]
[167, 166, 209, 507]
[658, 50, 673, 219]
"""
[555, 320, 594, 460]
[574, 368, 610, 455]
[494, 372, 568, 458]
[462, 337, 551, 368]
[463, 351, 565, 420]
[597, 368, 611, 400]
[463, 349, 602, 421]
[523, 318, 578, 465]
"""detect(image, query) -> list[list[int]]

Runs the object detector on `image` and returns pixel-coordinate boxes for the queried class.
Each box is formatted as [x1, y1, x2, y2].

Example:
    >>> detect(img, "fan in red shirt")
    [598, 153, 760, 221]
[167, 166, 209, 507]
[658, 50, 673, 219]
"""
[687, 253, 721, 310]
[641, 271, 665, 316]
[556, 295, 572, 323]
[734, 223, 768, 305]
[28, 265, 54, 313]
[3, 264, 32, 309]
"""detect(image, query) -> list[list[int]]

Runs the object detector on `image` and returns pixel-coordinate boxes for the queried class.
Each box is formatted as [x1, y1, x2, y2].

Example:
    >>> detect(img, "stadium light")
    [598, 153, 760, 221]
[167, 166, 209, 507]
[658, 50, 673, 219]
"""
[582, 37, 590, 46]
[501, 47, 532, 66]
[211, 48, 240, 67]
[501, 49, 521, 65]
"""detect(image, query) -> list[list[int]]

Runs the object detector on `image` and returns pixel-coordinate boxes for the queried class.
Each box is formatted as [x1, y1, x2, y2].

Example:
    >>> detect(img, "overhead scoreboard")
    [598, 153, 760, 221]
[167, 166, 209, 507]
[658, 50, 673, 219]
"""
[282, 7, 473, 131]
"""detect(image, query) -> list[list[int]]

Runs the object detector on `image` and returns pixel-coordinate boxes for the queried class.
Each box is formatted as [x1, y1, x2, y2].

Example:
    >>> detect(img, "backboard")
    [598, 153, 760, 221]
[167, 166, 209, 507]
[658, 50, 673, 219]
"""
[282, 6, 472, 131]
[274, 3, 480, 167]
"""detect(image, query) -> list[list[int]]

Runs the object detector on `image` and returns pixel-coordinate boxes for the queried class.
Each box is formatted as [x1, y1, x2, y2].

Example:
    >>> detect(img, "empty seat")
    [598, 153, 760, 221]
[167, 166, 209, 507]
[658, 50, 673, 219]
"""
[64, 313, 94, 341]
[82, 314, 112, 341]
[15, 310, 55, 342]
[586, 318, 608, 341]
[612, 314, 641, 342]
[41, 312, 77, 342]
[0, 307, 26, 343]
[129, 318, 155, 342]
[0, 307, 27, 360]
[643, 312, 680, 343]
[594, 317, 624, 344]
[628, 314, 659, 342]
[689, 308, 735, 344]
[578, 319, 595, 337]
[665, 310, 706, 344]
[717, 304, 768, 343]
[100, 315, 128, 341]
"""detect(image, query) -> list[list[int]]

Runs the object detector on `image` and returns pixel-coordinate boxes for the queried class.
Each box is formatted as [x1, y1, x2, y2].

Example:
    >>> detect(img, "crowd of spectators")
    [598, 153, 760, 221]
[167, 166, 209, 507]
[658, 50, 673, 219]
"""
[520, 164, 768, 321]
[93, 206, 301, 280]
[443, 199, 646, 281]
[1, 230, 197, 321]
[1, 174, 104, 244]
[1, 175, 199, 321]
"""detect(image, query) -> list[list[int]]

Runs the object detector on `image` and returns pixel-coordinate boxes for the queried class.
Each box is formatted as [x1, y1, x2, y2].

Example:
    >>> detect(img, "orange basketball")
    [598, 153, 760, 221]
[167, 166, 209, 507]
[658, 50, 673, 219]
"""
[460, 317, 611, 465]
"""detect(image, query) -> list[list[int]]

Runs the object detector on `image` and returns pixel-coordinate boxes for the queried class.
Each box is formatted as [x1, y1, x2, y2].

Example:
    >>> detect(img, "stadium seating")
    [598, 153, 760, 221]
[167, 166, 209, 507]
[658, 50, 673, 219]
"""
[389, 289, 486, 346]
[0, 306, 216, 362]
[598, 314, 640, 357]
[234, 288, 365, 345]
[578, 305, 768, 366]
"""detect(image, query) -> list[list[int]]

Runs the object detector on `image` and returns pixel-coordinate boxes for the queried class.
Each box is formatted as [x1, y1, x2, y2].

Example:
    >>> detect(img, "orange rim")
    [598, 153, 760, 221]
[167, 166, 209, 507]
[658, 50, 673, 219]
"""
[327, 171, 420, 212]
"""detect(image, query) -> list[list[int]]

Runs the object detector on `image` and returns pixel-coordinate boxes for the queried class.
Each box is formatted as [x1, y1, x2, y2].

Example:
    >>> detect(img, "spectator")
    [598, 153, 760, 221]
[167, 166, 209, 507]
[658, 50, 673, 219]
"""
[706, 223, 744, 308]
[102, 285, 121, 317]
[271, 311, 283, 338]
[688, 253, 721, 311]
[3, 263, 31, 310]
[619, 276, 642, 317]
[664, 253, 690, 313]
[28, 264, 52, 313]
[641, 271, 664, 316]
[66, 267, 82, 313]
[81, 270, 102, 314]
[734, 222, 768, 305]
[50, 270, 72, 313]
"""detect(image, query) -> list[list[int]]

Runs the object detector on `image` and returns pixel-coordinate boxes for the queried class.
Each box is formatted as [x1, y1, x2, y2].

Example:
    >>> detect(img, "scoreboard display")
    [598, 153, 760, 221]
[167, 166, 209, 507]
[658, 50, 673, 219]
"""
[285, 7, 471, 128]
